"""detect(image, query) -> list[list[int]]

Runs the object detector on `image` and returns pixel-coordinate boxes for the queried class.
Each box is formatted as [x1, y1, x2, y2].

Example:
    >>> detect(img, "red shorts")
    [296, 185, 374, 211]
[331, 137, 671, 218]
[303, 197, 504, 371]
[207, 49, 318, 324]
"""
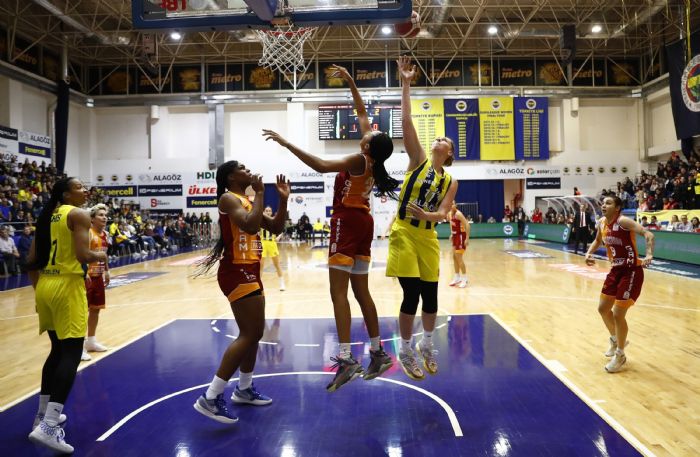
[86, 275, 106, 309]
[218, 260, 263, 303]
[451, 232, 466, 252]
[328, 208, 373, 268]
[601, 266, 644, 306]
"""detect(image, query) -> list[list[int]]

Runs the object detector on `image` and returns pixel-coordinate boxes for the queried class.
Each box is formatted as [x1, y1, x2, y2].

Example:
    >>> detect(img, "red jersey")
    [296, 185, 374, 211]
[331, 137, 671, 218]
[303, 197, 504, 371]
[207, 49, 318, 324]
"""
[599, 215, 641, 268]
[450, 212, 467, 251]
[332, 153, 374, 212]
[220, 192, 261, 264]
[87, 228, 109, 276]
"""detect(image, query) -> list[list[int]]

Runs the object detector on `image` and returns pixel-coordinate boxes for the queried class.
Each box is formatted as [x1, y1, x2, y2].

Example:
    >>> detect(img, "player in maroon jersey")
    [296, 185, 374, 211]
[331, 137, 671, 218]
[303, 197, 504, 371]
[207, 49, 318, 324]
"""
[584, 196, 654, 373]
[448, 202, 470, 287]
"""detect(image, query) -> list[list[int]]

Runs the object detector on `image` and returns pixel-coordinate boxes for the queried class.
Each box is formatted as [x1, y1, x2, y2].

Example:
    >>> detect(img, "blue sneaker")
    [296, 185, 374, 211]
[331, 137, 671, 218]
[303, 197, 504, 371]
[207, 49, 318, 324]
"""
[231, 384, 273, 406]
[193, 393, 239, 424]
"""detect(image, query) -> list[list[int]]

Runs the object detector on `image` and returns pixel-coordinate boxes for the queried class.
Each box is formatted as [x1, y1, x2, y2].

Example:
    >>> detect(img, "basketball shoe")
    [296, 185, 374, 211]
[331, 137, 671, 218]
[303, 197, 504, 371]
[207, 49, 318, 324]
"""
[363, 347, 393, 381]
[416, 340, 438, 374]
[398, 349, 425, 380]
[28, 421, 73, 454]
[231, 384, 272, 405]
[326, 355, 363, 392]
[605, 350, 627, 373]
[193, 393, 238, 424]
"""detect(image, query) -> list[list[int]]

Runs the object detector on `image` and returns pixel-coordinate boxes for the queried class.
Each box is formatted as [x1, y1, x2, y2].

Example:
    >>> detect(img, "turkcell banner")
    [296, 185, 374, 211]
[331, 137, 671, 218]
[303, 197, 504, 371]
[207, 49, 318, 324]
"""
[523, 223, 571, 243]
[99, 186, 138, 198]
[635, 231, 700, 265]
[0, 124, 52, 163]
[665, 31, 700, 140]
[187, 196, 218, 208]
[411, 98, 445, 154]
[515, 97, 549, 160]
[479, 97, 515, 160]
[444, 98, 480, 160]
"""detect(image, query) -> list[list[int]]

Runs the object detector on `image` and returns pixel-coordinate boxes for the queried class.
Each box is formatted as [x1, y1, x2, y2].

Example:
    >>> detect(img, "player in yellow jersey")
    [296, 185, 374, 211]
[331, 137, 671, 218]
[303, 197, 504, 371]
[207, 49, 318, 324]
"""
[25, 177, 108, 453]
[193, 161, 289, 424]
[260, 206, 285, 291]
[388, 56, 459, 380]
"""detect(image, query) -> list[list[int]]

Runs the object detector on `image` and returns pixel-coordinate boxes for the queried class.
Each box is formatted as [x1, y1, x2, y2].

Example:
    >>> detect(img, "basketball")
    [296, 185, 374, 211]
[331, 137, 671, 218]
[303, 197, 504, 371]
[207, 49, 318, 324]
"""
[394, 11, 421, 38]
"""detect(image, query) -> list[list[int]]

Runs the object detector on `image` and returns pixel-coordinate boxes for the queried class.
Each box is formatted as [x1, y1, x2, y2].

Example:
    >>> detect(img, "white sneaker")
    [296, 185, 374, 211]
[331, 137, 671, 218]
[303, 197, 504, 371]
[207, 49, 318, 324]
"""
[458, 279, 468, 288]
[28, 421, 74, 454]
[448, 276, 460, 286]
[32, 413, 67, 430]
[86, 341, 108, 352]
[605, 350, 627, 373]
[81, 350, 91, 361]
[604, 338, 630, 357]
[279, 279, 286, 291]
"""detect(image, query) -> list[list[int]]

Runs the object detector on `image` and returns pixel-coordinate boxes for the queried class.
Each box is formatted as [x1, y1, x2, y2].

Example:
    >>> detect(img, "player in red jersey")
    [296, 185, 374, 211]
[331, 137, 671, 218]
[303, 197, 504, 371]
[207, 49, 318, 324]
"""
[448, 202, 470, 288]
[585, 196, 654, 373]
[82, 204, 111, 361]
[263, 64, 399, 392]
[193, 160, 290, 424]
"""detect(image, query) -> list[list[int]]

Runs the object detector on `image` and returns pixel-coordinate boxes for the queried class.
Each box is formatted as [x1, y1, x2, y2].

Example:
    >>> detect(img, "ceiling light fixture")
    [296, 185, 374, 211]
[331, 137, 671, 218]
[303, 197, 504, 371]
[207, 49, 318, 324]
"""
[591, 24, 602, 34]
[381, 25, 392, 35]
[488, 26, 498, 35]
[170, 31, 182, 40]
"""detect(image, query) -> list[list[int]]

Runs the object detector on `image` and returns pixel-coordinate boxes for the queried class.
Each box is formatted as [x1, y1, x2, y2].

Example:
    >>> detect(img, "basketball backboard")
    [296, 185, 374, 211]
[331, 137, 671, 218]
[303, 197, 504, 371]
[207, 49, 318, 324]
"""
[132, 0, 413, 30]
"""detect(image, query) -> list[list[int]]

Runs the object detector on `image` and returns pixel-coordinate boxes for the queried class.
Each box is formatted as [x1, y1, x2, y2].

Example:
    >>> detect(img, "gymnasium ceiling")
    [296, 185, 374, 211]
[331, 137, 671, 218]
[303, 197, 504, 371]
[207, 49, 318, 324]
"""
[1, 0, 698, 69]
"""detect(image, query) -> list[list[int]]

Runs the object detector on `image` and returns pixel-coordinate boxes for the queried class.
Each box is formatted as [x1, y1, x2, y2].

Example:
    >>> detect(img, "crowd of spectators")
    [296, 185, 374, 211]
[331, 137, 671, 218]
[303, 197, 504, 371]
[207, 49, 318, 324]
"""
[0, 156, 215, 276]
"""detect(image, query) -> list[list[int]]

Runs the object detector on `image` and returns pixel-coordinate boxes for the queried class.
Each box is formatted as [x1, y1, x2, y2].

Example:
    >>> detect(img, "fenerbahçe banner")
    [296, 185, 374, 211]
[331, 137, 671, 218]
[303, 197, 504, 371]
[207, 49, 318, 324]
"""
[479, 97, 515, 160]
[666, 31, 700, 140]
[410, 98, 445, 154]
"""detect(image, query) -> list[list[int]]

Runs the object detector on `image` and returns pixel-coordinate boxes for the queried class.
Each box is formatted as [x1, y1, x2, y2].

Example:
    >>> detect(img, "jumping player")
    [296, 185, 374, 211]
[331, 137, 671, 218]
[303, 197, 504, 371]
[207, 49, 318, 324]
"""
[387, 55, 458, 381]
[585, 195, 654, 373]
[193, 161, 289, 423]
[263, 64, 397, 392]
[448, 202, 470, 288]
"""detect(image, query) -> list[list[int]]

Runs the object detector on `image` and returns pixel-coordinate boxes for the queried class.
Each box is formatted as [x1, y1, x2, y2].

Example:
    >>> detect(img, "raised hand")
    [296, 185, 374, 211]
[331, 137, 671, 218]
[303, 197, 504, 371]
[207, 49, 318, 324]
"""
[276, 174, 290, 200]
[397, 55, 416, 83]
[329, 64, 352, 82]
[251, 174, 264, 193]
[262, 129, 289, 148]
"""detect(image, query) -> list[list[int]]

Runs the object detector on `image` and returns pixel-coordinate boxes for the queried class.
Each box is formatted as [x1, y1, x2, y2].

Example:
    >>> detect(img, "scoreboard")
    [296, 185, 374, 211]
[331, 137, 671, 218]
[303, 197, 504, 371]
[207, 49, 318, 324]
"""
[318, 104, 403, 140]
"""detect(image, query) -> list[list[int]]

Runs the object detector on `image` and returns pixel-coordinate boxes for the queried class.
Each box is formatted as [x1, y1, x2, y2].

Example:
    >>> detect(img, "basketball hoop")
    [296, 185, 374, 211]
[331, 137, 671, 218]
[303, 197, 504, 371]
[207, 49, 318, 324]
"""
[255, 25, 316, 78]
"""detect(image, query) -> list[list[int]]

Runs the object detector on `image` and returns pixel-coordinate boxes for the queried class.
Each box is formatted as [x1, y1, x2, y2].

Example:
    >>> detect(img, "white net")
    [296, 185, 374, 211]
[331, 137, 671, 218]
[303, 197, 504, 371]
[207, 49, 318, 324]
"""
[255, 26, 316, 78]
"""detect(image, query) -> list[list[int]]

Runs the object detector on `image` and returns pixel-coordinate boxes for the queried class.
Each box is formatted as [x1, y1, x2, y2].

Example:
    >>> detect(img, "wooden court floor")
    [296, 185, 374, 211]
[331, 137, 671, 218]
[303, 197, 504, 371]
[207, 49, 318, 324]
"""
[0, 239, 697, 456]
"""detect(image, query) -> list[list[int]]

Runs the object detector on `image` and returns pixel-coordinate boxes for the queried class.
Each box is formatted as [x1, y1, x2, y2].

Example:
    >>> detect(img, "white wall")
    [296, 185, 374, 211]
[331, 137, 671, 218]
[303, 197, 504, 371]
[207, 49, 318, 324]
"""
[2, 76, 683, 217]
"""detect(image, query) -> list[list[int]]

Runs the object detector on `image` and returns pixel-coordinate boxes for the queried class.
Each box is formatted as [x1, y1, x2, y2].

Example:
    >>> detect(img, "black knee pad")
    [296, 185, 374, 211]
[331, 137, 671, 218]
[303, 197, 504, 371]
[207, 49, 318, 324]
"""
[398, 277, 421, 315]
[420, 281, 438, 314]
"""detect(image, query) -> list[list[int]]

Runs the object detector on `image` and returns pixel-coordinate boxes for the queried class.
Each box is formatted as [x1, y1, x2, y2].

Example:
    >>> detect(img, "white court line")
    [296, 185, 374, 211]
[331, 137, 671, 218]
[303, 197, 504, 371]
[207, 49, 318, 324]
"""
[0, 319, 177, 412]
[96, 371, 463, 441]
[295, 343, 320, 347]
[488, 313, 656, 457]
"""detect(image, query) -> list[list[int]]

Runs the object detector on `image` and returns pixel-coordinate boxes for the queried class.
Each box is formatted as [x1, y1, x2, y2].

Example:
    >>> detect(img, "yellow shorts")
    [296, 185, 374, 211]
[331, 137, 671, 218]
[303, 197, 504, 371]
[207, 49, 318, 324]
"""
[35, 274, 88, 339]
[261, 240, 279, 258]
[386, 219, 440, 282]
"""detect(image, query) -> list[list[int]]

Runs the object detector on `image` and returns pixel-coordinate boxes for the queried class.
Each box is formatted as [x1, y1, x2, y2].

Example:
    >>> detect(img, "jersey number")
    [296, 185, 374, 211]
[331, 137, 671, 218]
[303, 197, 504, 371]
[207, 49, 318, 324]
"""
[51, 240, 58, 265]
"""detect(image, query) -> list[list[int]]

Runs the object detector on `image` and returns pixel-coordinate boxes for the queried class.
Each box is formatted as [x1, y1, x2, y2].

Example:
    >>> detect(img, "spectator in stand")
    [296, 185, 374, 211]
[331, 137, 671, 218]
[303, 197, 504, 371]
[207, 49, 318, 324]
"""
[531, 207, 543, 223]
[0, 197, 11, 222]
[691, 216, 700, 233]
[503, 205, 513, 221]
[676, 215, 693, 232]
[476, 214, 483, 223]
[667, 215, 680, 231]
[640, 216, 649, 227]
[667, 196, 680, 210]
[487, 216, 497, 223]
[0, 225, 20, 275]
[18, 225, 34, 267]
[546, 207, 557, 224]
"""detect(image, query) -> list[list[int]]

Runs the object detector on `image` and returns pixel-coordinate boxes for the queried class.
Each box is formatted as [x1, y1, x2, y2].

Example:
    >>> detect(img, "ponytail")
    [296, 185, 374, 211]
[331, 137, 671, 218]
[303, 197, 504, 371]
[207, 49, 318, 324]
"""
[193, 161, 238, 277]
[368, 132, 399, 200]
[26, 177, 74, 271]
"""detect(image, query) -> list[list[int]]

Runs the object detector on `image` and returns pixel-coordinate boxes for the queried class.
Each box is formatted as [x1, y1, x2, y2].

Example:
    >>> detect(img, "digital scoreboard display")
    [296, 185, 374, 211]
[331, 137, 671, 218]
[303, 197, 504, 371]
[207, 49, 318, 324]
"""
[318, 104, 403, 140]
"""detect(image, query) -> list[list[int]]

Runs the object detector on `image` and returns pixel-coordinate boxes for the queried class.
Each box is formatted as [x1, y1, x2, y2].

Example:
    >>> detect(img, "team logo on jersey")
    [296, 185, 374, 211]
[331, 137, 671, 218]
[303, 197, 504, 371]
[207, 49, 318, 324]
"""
[681, 54, 700, 112]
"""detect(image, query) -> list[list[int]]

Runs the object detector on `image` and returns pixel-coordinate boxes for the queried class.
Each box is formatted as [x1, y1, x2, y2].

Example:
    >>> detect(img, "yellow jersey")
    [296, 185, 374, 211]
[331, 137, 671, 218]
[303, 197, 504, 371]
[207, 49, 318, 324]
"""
[396, 158, 453, 230]
[42, 205, 85, 276]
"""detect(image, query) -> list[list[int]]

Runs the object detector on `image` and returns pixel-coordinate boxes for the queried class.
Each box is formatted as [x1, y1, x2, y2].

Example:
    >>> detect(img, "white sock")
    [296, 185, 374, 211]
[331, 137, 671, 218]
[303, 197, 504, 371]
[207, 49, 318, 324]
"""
[370, 336, 381, 352]
[338, 343, 352, 359]
[238, 371, 253, 390]
[44, 402, 63, 426]
[87, 336, 96, 345]
[422, 331, 434, 347]
[205, 375, 228, 400]
[37, 395, 49, 416]
[401, 338, 412, 353]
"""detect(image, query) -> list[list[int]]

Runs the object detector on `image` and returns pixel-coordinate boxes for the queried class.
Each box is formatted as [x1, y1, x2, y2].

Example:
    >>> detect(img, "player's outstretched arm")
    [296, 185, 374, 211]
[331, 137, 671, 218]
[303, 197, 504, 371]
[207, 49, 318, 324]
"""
[397, 55, 426, 170]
